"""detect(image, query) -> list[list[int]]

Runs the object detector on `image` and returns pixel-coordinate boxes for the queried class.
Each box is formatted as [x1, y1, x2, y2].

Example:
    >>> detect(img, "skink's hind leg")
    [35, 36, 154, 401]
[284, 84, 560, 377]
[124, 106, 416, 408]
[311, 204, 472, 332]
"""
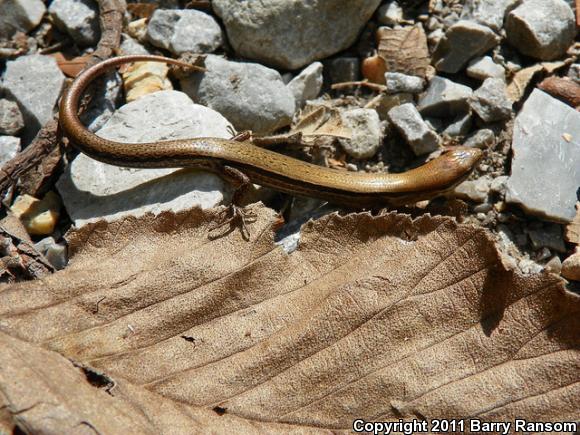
[208, 165, 257, 241]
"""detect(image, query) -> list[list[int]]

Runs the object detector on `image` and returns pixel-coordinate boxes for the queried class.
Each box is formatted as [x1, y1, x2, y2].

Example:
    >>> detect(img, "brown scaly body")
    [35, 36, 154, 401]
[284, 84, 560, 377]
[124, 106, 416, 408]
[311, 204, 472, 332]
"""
[59, 55, 482, 208]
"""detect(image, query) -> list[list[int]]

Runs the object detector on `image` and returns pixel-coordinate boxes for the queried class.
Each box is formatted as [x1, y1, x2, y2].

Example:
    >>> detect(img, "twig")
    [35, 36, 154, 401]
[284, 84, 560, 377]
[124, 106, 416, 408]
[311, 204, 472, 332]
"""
[331, 80, 387, 93]
[0, 0, 126, 199]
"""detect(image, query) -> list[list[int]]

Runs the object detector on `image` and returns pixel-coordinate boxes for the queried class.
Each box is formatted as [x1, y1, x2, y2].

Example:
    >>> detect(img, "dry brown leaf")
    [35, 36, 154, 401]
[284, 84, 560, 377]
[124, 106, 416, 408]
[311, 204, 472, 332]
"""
[0, 332, 327, 434]
[566, 202, 580, 245]
[362, 25, 430, 84]
[127, 2, 158, 19]
[292, 105, 352, 141]
[506, 61, 568, 103]
[52, 53, 91, 78]
[0, 205, 579, 432]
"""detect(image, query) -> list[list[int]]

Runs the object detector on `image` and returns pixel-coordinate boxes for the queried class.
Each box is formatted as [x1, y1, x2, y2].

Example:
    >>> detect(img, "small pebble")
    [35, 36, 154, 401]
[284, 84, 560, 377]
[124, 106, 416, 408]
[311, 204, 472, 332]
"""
[2, 55, 65, 143]
[387, 103, 441, 155]
[536, 247, 552, 261]
[470, 78, 512, 123]
[10, 192, 61, 236]
[0, 136, 21, 166]
[489, 176, 508, 195]
[120, 33, 150, 55]
[49, 0, 100, 47]
[0, 99, 25, 136]
[473, 202, 492, 213]
[518, 258, 543, 274]
[466, 56, 506, 81]
[464, 129, 495, 149]
[454, 175, 492, 203]
[568, 64, 580, 84]
[506, 0, 576, 61]
[497, 213, 511, 223]
[34, 237, 68, 270]
[460, 0, 518, 32]
[418, 76, 473, 117]
[432, 20, 500, 74]
[561, 250, 580, 281]
[384, 72, 425, 94]
[377, 1, 404, 26]
[0, 0, 46, 40]
[181, 55, 295, 135]
[147, 9, 223, 55]
[339, 108, 383, 159]
[442, 112, 472, 137]
[544, 255, 562, 274]
[287, 62, 323, 109]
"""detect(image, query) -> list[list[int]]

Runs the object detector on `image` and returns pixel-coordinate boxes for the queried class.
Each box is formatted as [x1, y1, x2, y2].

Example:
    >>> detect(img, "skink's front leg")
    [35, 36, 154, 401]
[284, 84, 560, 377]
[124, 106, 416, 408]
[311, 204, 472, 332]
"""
[209, 164, 257, 241]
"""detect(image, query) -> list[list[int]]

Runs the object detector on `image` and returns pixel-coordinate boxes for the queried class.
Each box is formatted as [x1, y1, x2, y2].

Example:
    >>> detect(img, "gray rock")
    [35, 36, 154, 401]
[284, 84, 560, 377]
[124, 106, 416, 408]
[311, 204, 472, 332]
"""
[287, 62, 323, 109]
[212, 0, 381, 69]
[418, 76, 473, 117]
[505, 89, 580, 222]
[506, 0, 576, 61]
[568, 64, 580, 84]
[366, 93, 414, 120]
[34, 236, 67, 270]
[80, 73, 123, 132]
[528, 224, 566, 253]
[146, 9, 223, 55]
[328, 57, 360, 84]
[0, 136, 21, 166]
[544, 255, 562, 274]
[469, 78, 512, 123]
[339, 108, 383, 159]
[2, 55, 65, 143]
[57, 90, 233, 227]
[442, 112, 472, 137]
[466, 56, 506, 81]
[464, 128, 495, 149]
[432, 20, 500, 74]
[387, 103, 441, 155]
[0, 0, 46, 39]
[49, 0, 100, 47]
[377, 1, 404, 26]
[119, 33, 150, 55]
[428, 28, 445, 47]
[490, 175, 508, 194]
[460, 0, 518, 31]
[181, 55, 295, 135]
[454, 174, 492, 203]
[0, 99, 24, 136]
[384, 72, 425, 94]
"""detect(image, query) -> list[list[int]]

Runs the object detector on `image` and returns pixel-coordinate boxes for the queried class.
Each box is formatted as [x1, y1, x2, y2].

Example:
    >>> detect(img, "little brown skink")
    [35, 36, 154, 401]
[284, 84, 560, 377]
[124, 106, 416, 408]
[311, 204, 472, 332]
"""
[59, 55, 482, 208]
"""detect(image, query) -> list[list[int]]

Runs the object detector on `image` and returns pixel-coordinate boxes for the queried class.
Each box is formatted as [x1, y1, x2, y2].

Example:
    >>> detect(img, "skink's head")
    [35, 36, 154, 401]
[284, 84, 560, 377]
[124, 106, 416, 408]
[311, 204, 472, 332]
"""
[426, 146, 483, 192]
[443, 146, 483, 172]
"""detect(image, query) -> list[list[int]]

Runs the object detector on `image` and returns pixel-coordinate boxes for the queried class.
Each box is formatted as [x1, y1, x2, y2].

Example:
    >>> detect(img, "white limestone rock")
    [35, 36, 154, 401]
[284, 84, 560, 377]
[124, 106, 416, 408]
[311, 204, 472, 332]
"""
[505, 89, 580, 222]
[212, 0, 381, 69]
[57, 90, 233, 227]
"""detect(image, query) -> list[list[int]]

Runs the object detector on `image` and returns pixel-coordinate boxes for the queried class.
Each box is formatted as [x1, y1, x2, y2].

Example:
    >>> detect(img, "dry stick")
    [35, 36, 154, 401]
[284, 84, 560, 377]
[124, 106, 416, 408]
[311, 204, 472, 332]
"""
[331, 80, 388, 93]
[0, 0, 126, 199]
